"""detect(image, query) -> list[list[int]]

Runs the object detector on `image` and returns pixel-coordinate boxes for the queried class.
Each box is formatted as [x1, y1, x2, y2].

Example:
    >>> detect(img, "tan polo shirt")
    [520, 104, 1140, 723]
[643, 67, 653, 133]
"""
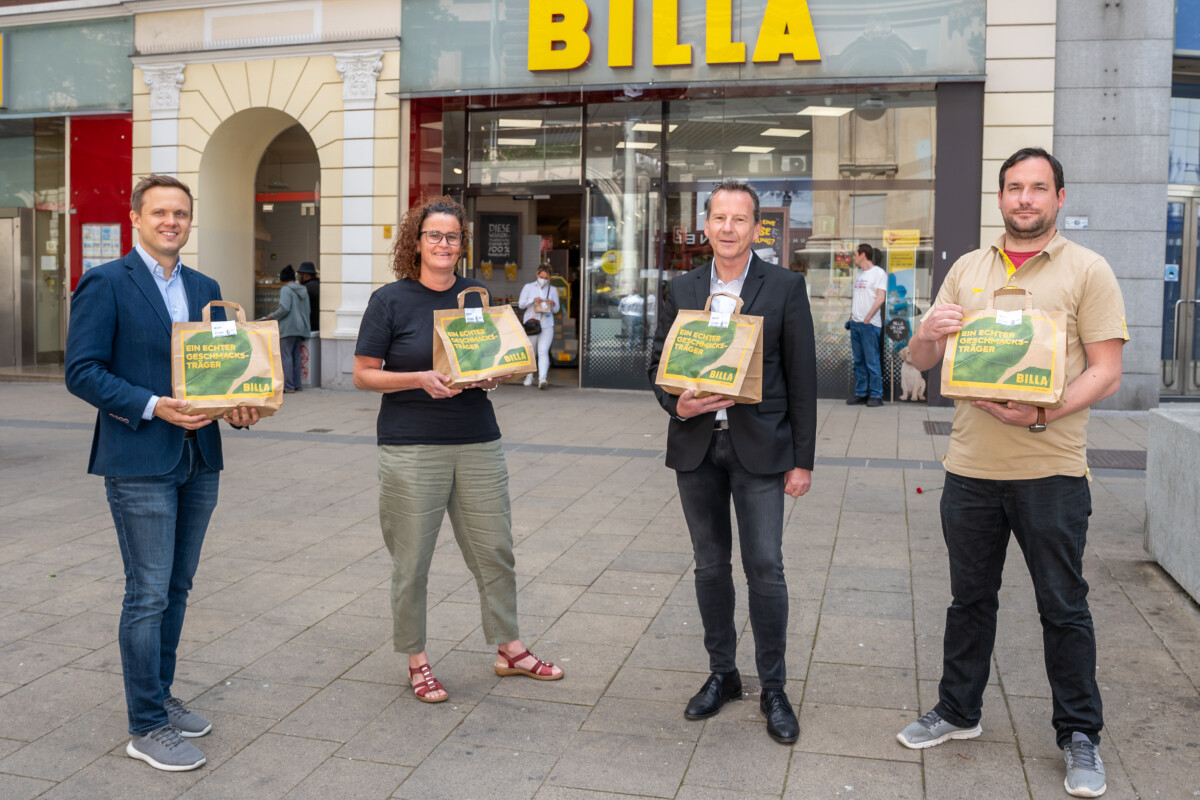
[927, 233, 1127, 480]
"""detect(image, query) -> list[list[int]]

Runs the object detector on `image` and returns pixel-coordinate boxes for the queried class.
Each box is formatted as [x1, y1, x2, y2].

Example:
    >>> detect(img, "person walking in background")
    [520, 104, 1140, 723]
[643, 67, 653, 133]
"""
[65, 174, 259, 772]
[895, 148, 1126, 799]
[297, 261, 320, 334]
[847, 243, 887, 407]
[266, 264, 311, 393]
[648, 178, 817, 745]
[353, 196, 562, 704]
[519, 265, 560, 389]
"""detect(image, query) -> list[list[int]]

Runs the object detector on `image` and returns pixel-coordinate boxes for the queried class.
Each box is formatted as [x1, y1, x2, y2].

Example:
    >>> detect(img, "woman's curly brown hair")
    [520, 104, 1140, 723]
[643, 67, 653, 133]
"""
[391, 196, 471, 280]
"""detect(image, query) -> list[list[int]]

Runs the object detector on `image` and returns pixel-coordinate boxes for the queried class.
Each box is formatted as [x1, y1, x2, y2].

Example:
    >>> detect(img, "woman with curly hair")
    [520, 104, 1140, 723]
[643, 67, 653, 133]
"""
[353, 196, 562, 703]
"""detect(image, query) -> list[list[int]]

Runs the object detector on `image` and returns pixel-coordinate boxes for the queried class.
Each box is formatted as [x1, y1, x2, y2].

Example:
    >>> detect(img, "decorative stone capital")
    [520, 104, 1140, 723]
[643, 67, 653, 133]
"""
[142, 64, 185, 113]
[335, 51, 384, 103]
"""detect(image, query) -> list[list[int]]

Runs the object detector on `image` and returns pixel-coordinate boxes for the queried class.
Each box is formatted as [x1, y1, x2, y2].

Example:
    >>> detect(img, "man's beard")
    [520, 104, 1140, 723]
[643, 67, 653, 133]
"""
[1003, 209, 1055, 242]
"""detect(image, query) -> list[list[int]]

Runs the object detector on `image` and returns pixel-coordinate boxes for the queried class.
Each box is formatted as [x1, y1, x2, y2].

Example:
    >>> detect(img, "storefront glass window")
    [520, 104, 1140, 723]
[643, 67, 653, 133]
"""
[468, 106, 582, 185]
[0, 19, 133, 115]
[580, 101, 663, 388]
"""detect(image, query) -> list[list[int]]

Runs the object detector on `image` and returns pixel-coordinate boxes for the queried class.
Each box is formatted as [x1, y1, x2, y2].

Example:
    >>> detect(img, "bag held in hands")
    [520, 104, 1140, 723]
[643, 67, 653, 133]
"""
[171, 300, 283, 419]
[432, 287, 537, 388]
[940, 287, 1067, 408]
[655, 291, 764, 404]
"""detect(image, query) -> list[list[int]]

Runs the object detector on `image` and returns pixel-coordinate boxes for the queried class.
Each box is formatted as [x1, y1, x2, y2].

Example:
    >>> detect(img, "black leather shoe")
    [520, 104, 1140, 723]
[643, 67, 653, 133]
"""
[684, 671, 742, 720]
[760, 688, 799, 744]
[846, 395, 868, 405]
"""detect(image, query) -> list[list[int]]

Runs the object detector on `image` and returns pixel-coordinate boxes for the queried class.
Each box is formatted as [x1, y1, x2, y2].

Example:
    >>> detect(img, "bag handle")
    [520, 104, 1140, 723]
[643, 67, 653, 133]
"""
[457, 286, 491, 310]
[703, 291, 745, 314]
[201, 300, 247, 323]
[988, 287, 1034, 311]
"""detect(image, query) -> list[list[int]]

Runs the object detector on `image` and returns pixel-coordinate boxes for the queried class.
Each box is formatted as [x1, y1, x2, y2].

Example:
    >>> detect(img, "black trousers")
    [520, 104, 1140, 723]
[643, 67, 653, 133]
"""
[676, 430, 788, 688]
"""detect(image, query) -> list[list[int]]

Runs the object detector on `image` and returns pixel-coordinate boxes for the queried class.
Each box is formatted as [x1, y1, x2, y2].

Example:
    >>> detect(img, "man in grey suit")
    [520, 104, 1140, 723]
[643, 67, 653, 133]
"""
[649, 178, 817, 744]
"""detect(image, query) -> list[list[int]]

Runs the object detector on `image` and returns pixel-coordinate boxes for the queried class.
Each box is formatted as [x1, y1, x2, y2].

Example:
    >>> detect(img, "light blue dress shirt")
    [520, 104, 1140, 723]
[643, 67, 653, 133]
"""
[136, 244, 189, 420]
[707, 252, 753, 422]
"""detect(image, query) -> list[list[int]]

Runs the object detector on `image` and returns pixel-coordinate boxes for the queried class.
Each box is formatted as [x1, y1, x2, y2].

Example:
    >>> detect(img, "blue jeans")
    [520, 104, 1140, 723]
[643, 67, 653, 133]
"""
[105, 438, 219, 735]
[280, 335, 305, 390]
[935, 472, 1103, 748]
[849, 321, 882, 399]
[675, 430, 788, 688]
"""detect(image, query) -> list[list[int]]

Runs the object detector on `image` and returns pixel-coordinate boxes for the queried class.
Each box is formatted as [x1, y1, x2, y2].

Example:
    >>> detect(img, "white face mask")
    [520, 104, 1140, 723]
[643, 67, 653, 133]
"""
[536, 277, 548, 287]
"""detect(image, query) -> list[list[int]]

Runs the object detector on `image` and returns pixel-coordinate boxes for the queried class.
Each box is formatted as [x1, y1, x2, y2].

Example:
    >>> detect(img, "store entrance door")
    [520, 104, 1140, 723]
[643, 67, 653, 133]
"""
[463, 190, 583, 383]
[1163, 194, 1200, 398]
[0, 208, 33, 370]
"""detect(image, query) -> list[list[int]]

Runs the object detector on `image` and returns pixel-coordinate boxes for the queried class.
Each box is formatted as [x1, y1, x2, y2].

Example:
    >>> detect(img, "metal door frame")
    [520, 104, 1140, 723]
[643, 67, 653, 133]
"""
[1165, 187, 1200, 397]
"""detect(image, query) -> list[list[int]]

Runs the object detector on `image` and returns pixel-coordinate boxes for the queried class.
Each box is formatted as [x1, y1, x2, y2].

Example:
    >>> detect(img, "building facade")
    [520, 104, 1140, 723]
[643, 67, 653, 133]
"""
[0, 0, 1175, 408]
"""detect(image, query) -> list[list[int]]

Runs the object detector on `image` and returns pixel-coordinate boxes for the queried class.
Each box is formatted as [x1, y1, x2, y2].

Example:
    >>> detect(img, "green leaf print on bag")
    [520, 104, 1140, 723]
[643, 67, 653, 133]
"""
[183, 330, 254, 396]
[665, 320, 736, 379]
[444, 314, 502, 373]
[952, 316, 1035, 384]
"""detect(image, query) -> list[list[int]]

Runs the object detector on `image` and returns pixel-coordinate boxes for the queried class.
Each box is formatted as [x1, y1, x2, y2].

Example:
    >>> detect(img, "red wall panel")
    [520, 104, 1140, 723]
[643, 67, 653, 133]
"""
[69, 115, 132, 290]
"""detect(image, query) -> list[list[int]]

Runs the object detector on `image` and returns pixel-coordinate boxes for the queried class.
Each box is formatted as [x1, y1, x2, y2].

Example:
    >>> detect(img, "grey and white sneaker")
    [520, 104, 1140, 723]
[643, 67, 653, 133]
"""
[896, 709, 983, 750]
[127, 725, 206, 771]
[1064, 732, 1106, 797]
[165, 696, 212, 737]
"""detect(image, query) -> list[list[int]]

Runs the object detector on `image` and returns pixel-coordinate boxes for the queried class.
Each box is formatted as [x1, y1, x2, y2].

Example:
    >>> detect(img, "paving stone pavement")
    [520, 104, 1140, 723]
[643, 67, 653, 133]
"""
[0, 377, 1196, 800]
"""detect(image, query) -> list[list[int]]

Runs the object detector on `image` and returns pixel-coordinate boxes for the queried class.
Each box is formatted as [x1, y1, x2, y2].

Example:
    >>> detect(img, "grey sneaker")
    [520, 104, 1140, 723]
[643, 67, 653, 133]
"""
[896, 709, 983, 749]
[1064, 732, 1106, 797]
[165, 696, 212, 737]
[126, 725, 206, 771]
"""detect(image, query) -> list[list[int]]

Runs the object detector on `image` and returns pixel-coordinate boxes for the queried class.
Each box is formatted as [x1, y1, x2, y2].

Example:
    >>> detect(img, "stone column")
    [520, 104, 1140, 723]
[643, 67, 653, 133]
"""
[331, 51, 384, 345]
[142, 64, 185, 176]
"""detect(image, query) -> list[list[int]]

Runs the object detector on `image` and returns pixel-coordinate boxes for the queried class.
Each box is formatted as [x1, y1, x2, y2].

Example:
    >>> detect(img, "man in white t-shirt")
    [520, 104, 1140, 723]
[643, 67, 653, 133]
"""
[847, 243, 888, 406]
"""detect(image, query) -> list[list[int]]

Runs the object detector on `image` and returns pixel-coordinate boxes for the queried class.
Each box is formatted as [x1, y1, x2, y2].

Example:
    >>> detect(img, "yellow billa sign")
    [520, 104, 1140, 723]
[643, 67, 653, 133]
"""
[528, 0, 820, 72]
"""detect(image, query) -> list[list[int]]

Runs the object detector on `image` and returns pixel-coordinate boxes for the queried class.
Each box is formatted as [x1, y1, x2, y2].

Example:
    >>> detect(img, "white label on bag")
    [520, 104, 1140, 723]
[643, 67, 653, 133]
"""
[211, 320, 237, 337]
[464, 307, 484, 324]
[995, 309, 1022, 327]
[708, 311, 731, 328]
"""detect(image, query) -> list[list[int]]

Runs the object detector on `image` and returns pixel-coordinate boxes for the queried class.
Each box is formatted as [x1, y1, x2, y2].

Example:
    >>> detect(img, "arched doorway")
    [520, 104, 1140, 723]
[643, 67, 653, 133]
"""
[252, 125, 320, 319]
[197, 108, 319, 315]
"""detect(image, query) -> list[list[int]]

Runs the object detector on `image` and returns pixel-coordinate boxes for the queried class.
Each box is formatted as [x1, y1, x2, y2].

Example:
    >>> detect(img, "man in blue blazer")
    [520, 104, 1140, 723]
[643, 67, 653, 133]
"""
[66, 175, 258, 772]
[649, 179, 817, 744]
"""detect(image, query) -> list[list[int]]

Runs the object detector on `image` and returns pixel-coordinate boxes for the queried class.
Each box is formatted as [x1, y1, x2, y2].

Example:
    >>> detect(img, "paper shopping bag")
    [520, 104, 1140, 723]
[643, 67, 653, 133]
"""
[172, 300, 283, 419]
[940, 287, 1068, 408]
[432, 287, 536, 388]
[655, 292, 764, 404]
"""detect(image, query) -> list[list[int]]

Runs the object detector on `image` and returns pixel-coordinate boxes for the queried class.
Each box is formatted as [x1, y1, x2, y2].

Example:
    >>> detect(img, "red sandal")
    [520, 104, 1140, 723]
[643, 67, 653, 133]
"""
[409, 663, 448, 703]
[494, 649, 563, 681]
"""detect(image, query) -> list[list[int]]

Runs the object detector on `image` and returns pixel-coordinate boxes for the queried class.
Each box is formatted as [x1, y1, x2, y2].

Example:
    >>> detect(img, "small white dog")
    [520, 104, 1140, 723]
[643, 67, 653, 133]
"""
[898, 346, 926, 402]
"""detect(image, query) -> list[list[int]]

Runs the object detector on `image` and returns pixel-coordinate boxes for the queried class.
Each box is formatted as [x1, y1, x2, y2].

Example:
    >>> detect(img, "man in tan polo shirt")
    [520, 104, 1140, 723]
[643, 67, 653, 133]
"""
[895, 148, 1126, 799]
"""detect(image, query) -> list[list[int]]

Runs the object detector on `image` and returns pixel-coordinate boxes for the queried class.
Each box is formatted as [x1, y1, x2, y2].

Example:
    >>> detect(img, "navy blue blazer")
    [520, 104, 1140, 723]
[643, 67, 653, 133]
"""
[648, 254, 817, 475]
[66, 250, 226, 477]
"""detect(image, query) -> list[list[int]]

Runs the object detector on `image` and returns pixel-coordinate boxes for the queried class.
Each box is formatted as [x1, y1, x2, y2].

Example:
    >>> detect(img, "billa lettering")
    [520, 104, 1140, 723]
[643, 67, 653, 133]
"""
[527, 0, 820, 71]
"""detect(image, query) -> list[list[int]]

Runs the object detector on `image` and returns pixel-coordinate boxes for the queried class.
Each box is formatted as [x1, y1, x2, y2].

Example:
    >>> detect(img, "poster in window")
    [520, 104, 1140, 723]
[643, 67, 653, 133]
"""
[476, 212, 521, 272]
[753, 208, 788, 266]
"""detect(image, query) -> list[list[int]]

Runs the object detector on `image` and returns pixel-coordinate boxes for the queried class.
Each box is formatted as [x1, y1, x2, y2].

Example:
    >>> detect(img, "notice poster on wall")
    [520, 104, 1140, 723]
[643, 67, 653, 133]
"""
[82, 223, 124, 272]
[477, 212, 520, 271]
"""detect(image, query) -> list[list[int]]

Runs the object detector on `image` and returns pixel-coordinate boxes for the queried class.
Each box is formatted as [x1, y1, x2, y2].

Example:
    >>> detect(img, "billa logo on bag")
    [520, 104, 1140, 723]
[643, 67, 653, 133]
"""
[439, 313, 533, 375]
[662, 319, 756, 389]
[432, 286, 537, 388]
[171, 301, 283, 419]
[655, 291, 764, 403]
[180, 329, 276, 398]
[941, 287, 1067, 408]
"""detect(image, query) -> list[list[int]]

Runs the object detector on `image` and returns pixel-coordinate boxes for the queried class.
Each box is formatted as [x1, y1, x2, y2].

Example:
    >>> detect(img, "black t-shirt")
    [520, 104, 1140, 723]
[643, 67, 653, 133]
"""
[355, 276, 501, 446]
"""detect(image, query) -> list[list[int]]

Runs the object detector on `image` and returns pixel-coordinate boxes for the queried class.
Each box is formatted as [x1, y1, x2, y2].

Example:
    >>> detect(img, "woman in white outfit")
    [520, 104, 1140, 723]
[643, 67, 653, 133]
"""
[518, 266, 560, 388]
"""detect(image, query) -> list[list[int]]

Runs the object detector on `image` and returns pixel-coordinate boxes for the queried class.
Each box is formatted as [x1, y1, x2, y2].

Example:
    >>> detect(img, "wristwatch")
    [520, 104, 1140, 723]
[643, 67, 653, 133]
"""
[1028, 407, 1047, 433]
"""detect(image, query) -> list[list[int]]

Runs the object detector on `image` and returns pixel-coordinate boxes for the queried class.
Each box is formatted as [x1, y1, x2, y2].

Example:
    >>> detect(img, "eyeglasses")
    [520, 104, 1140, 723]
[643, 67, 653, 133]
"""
[420, 230, 464, 246]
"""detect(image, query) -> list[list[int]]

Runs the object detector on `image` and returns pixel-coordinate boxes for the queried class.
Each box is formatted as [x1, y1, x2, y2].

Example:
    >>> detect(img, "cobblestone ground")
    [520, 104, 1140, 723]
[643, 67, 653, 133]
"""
[0, 379, 1194, 800]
